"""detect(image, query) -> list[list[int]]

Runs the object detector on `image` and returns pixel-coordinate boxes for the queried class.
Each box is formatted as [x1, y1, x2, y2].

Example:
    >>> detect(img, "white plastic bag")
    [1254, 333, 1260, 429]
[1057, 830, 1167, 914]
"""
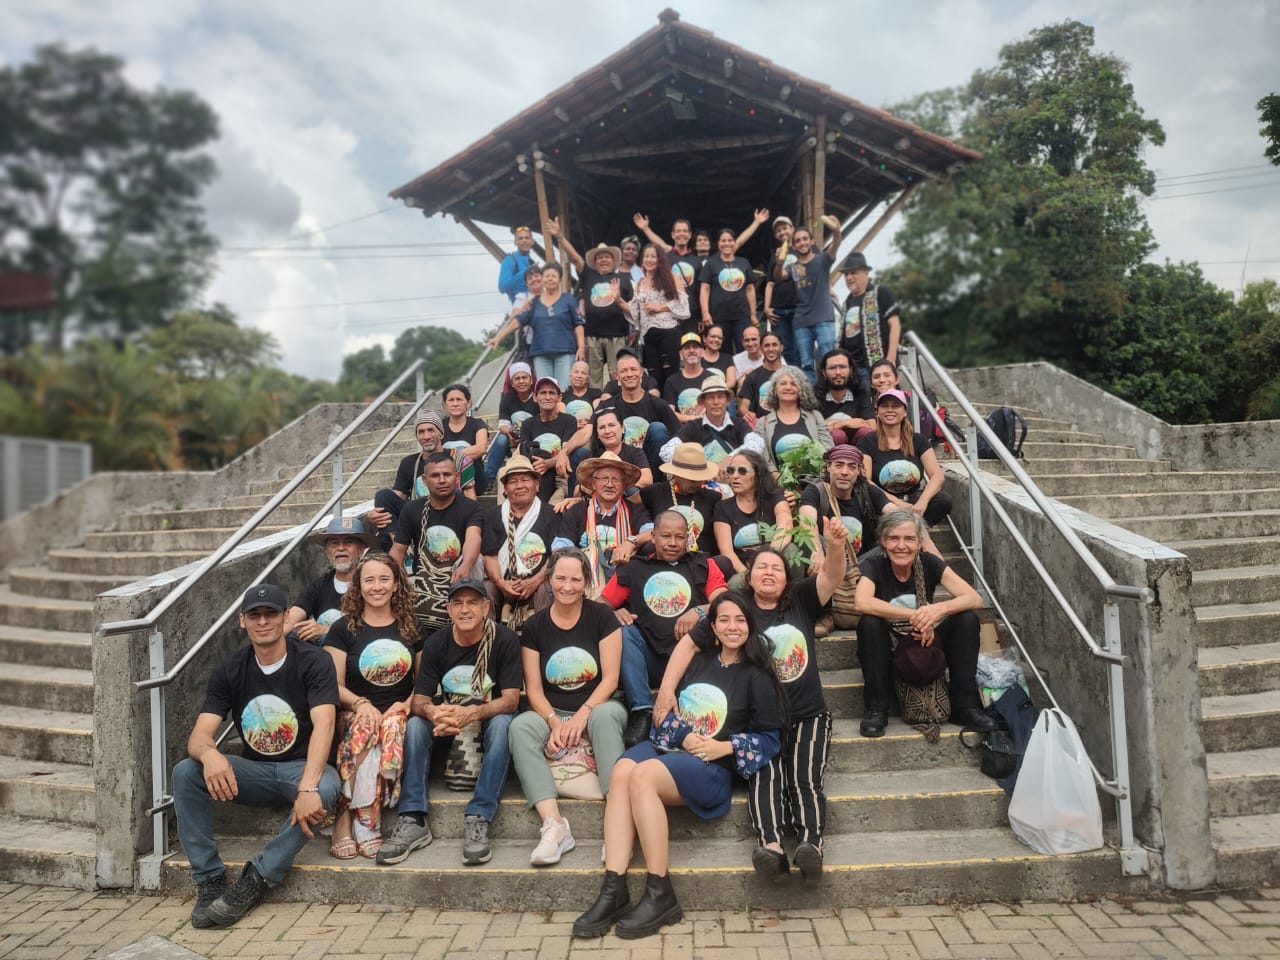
[1007, 708, 1104, 854]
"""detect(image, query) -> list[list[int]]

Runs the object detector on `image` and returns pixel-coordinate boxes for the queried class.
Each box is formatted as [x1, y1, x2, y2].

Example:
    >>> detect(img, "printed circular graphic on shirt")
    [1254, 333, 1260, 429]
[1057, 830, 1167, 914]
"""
[413, 476, 429, 498]
[672, 261, 696, 287]
[717, 267, 745, 292]
[672, 505, 705, 546]
[442, 664, 493, 702]
[424, 526, 461, 565]
[889, 593, 918, 634]
[676, 388, 701, 414]
[842, 306, 863, 340]
[515, 532, 547, 571]
[578, 525, 618, 551]
[565, 399, 593, 422]
[774, 432, 809, 458]
[358, 638, 413, 687]
[316, 608, 343, 627]
[545, 646, 599, 691]
[622, 415, 649, 446]
[511, 410, 533, 429]
[703, 439, 731, 464]
[642, 570, 692, 618]
[590, 282, 616, 308]
[877, 459, 922, 495]
[443, 440, 467, 451]
[758, 381, 771, 407]
[766, 623, 808, 683]
[240, 694, 299, 757]
[677, 682, 728, 737]
[841, 516, 864, 555]
[533, 432, 563, 454]
[733, 522, 764, 549]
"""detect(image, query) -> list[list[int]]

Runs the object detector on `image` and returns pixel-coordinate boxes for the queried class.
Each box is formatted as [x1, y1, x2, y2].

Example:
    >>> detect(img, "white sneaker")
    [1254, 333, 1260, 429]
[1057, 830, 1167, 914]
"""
[530, 817, 575, 866]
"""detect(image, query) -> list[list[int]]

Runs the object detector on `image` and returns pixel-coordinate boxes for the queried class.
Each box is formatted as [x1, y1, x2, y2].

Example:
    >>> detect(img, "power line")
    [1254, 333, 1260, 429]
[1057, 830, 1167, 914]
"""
[232, 291, 497, 314]
[220, 252, 493, 261]
[265, 206, 398, 246]
[1153, 163, 1275, 183]
[1154, 170, 1280, 188]
[1150, 181, 1280, 201]
[221, 241, 477, 252]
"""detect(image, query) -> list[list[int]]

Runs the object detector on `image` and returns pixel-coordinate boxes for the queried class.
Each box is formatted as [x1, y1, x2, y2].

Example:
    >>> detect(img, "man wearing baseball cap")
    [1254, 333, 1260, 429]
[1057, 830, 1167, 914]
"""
[171, 584, 340, 928]
[284, 517, 376, 643]
[763, 215, 801, 367]
[518, 376, 581, 503]
[661, 332, 714, 422]
[661, 373, 763, 470]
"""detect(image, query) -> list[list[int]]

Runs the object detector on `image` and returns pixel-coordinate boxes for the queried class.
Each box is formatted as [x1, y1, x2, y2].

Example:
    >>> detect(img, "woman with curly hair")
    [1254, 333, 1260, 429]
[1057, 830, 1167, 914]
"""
[754, 365, 834, 476]
[712, 449, 794, 582]
[629, 243, 690, 387]
[323, 552, 421, 859]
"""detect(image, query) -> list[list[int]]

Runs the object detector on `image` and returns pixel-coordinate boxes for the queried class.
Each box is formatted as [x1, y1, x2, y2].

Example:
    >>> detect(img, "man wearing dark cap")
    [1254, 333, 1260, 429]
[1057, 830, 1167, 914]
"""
[283, 517, 376, 643]
[839, 252, 901, 386]
[763, 214, 801, 367]
[661, 332, 714, 422]
[172, 584, 340, 928]
[379, 579, 521, 866]
[519, 376, 581, 503]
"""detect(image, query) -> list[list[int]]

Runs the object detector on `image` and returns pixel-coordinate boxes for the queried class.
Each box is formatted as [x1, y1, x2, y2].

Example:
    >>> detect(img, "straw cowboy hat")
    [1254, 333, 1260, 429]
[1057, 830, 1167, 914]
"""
[575, 449, 642, 492]
[586, 243, 624, 270]
[496, 454, 539, 484]
[696, 373, 732, 400]
[659, 443, 720, 483]
[308, 516, 377, 548]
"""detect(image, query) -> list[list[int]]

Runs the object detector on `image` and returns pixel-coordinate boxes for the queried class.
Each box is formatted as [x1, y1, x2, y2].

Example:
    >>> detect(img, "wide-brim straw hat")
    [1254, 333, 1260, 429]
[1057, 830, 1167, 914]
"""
[660, 443, 720, 482]
[308, 516, 377, 548]
[576, 449, 642, 492]
[497, 454, 539, 484]
[587, 243, 623, 270]
[696, 373, 732, 400]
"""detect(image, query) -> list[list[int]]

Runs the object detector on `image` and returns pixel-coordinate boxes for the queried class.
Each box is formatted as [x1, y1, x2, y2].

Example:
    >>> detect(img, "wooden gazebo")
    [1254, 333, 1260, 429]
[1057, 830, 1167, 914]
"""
[390, 9, 979, 275]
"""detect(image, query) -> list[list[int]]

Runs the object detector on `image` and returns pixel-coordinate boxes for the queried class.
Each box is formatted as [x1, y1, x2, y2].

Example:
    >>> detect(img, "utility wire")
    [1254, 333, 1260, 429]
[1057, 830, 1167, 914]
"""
[233, 291, 496, 314]
[1150, 182, 1280, 200]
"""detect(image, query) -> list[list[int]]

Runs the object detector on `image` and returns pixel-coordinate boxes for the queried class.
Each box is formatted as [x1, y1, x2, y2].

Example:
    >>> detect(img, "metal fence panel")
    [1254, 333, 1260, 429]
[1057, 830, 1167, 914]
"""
[0, 435, 93, 520]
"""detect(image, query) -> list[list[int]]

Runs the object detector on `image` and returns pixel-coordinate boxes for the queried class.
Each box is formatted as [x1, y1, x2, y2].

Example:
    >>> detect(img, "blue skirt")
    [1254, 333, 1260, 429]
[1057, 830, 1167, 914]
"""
[621, 742, 733, 819]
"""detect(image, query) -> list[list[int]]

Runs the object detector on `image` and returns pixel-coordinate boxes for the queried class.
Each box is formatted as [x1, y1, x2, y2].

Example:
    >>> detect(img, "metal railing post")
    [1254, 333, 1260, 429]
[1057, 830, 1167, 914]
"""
[1104, 601, 1150, 876]
[415, 370, 425, 402]
[966, 425, 983, 578]
[332, 451, 344, 520]
[148, 629, 170, 874]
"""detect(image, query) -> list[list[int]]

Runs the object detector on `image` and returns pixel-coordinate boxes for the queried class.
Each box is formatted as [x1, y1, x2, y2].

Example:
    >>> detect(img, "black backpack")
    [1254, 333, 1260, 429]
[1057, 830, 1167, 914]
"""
[976, 406, 1027, 459]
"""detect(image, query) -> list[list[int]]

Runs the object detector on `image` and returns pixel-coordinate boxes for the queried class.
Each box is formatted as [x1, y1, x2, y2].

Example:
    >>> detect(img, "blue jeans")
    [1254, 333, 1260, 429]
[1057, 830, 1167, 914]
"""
[641, 422, 671, 475]
[400, 712, 513, 821]
[172, 756, 340, 886]
[793, 321, 836, 384]
[485, 431, 513, 487]
[532, 353, 575, 390]
[620, 624, 668, 712]
[770, 308, 800, 367]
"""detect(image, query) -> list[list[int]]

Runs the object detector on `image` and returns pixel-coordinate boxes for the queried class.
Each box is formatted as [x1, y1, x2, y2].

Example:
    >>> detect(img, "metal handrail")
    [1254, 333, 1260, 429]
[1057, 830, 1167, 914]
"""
[97, 358, 427, 638]
[905, 332, 1154, 604]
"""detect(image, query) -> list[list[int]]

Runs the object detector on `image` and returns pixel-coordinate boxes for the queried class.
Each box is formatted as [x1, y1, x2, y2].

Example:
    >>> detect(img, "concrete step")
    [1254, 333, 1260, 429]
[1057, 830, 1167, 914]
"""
[0, 814, 96, 889]
[0, 625, 91, 670]
[160, 826, 1137, 911]
[987, 458, 1171, 477]
[115, 504, 330, 531]
[1196, 601, 1280, 648]
[1192, 565, 1280, 608]
[1201, 689, 1280, 753]
[46, 548, 208, 577]
[1033, 471, 1280, 498]
[1110, 510, 1280, 542]
[1200, 640, 1280, 698]
[1015, 441, 1144, 460]
[1212, 812, 1280, 888]
[0, 754, 95, 826]
[0, 705, 93, 764]
[1208, 747, 1280, 818]
[1168, 537, 1280, 572]
[1057, 488, 1280, 520]
[968, 401, 1046, 420]
[7, 567, 134, 603]
[0, 587, 94, 633]
[81, 525, 292, 553]
[216, 764, 1007, 841]
[248, 468, 403, 499]
[0, 662, 93, 714]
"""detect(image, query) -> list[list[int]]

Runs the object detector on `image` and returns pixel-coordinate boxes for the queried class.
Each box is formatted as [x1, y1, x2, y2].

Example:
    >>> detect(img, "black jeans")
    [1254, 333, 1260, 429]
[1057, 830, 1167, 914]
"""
[643, 326, 682, 389]
[856, 611, 981, 714]
[906, 488, 953, 526]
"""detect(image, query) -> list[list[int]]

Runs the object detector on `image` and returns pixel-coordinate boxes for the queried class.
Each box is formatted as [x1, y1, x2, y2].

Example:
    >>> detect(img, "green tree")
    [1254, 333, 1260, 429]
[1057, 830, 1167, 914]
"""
[0, 45, 219, 351]
[389, 325, 485, 389]
[886, 21, 1165, 368]
[143, 305, 280, 379]
[1259, 94, 1280, 166]
[1234, 279, 1280, 419]
[337, 345, 393, 400]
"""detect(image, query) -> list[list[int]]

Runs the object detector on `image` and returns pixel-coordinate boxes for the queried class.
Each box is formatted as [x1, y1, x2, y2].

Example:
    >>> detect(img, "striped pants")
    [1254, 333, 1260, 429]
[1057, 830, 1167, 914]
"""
[747, 712, 832, 848]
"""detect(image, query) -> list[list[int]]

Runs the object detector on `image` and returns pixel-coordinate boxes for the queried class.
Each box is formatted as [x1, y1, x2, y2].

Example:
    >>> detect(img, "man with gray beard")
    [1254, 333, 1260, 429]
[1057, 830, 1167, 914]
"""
[283, 517, 376, 643]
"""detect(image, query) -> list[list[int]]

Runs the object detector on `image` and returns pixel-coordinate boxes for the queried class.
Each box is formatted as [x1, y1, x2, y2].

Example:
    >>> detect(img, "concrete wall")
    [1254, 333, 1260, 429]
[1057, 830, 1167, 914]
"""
[92, 526, 328, 888]
[943, 464, 1215, 889]
[949, 362, 1280, 473]
[0, 402, 412, 568]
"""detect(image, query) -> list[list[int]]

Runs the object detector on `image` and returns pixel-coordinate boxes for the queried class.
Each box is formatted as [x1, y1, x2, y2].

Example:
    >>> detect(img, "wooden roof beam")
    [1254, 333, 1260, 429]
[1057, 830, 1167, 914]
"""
[574, 133, 792, 163]
[833, 126, 940, 182]
[832, 142, 908, 188]
[761, 133, 817, 202]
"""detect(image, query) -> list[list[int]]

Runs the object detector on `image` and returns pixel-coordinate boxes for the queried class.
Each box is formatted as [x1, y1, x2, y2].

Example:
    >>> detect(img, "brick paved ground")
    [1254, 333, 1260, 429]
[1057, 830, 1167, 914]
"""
[3, 882, 1280, 959]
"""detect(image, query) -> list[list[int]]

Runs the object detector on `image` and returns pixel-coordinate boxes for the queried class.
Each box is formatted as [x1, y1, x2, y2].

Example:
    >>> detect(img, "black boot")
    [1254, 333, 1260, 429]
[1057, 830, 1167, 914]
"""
[572, 870, 631, 938]
[615, 872, 682, 939]
[751, 845, 790, 883]
[623, 709, 652, 748]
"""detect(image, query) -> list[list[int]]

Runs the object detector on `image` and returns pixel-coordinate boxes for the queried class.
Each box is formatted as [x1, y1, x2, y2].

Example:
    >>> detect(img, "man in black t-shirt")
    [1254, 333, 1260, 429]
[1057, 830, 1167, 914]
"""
[172, 584, 340, 928]
[839, 252, 901, 383]
[736, 331, 785, 428]
[284, 517, 376, 643]
[562, 360, 602, 424]
[763, 215, 801, 367]
[484, 362, 538, 489]
[798, 445, 889, 561]
[816, 348, 875, 447]
[519, 376, 582, 502]
[368, 408, 445, 552]
[599, 347, 662, 401]
[608, 351, 679, 472]
[382, 579, 522, 866]
[481, 455, 555, 627]
[644, 442, 725, 555]
[661, 332, 713, 422]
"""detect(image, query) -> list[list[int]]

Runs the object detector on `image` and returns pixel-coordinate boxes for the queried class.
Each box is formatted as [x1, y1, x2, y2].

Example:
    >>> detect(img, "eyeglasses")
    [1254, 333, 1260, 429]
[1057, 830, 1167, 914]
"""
[594, 475, 623, 486]
[705, 335, 723, 342]
[723, 465, 754, 476]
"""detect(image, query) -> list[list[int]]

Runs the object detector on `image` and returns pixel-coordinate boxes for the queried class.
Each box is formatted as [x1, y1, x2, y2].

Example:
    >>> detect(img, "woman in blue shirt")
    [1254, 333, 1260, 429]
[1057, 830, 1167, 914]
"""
[521, 263, 585, 389]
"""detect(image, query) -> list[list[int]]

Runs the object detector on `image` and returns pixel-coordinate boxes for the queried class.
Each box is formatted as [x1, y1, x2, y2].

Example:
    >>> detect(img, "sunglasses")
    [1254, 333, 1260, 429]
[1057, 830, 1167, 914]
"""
[723, 465, 754, 476]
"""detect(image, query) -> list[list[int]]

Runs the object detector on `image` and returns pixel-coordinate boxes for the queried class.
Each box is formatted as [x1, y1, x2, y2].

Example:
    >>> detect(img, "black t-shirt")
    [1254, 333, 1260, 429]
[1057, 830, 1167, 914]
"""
[481, 500, 557, 577]
[738, 364, 779, 416]
[555, 498, 653, 557]
[714, 491, 785, 552]
[291, 571, 349, 629]
[199, 638, 339, 764]
[691, 576, 827, 721]
[702, 352, 733, 376]
[699, 255, 753, 325]
[640, 482, 722, 555]
[799, 482, 889, 557]
[415, 624, 523, 704]
[663, 368, 713, 417]
[579, 266, 633, 338]
[601, 372, 660, 399]
[675, 416, 749, 466]
[667, 250, 703, 321]
[615, 554, 714, 656]
[394, 496, 483, 569]
[498, 390, 538, 434]
[324, 618, 419, 712]
[393, 451, 428, 498]
[857, 432, 932, 498]
[840, 285, 900, 367]
[770, 417, 814, 462]
[563, 387, 602, 425]
[673, 650, 781, 771]
[857, 548, 948, 626]
[442, 416, 486, 454]
[609, 392, 678, 451]
[521, 599, 619, 712]
[820, 384, 874, 423]
[520, 412, 580, 500]
[766, 251, 798, 311]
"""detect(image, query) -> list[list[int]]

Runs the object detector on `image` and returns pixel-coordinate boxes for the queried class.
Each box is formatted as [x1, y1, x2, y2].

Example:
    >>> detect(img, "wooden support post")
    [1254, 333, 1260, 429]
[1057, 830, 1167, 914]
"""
[800, 161, 814, 233]
[555, 181, 571, 283]
[852, 182, 919, 252]
[814, 113, 827, 248]
[453, 216, 507, 264]
[531, 152, 553, 264]
[827, 200, 883, 284]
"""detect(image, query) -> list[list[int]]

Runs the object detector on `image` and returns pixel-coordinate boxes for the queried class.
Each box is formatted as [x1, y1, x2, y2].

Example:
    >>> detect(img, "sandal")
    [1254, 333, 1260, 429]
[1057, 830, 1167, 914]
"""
[358, 837, 383, 859]
[329, 836, 357, 860]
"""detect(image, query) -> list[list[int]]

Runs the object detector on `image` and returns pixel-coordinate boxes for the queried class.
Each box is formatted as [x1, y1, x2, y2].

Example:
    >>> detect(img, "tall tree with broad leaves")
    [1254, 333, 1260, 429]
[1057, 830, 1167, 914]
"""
[885, 21, 1165, 369]
[1259, 94, 1280, 166]
[0, 45, 219, 351]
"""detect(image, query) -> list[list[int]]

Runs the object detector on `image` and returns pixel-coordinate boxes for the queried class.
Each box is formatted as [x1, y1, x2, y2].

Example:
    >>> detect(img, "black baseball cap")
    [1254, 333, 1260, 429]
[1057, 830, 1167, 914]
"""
[447, 578, 488, 600]
[241, 583, 287, 613]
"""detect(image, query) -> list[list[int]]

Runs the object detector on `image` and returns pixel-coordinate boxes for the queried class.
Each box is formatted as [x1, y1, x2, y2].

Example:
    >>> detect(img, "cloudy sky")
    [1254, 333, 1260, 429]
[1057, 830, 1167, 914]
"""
[5, 0, 1277, 380]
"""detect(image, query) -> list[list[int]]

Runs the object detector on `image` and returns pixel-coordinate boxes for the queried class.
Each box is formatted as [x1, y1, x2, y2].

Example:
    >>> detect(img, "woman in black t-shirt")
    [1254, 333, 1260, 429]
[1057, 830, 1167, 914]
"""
[713, 449, 793, 581]
[572, 591, 783, 940]
[856, 388, 952, 531]
[509, 550, 627, 867]
[324, 552, 421, 860]
[698, 232, 756, 351]
[442, 384, 489, 499]
[699, 325, 737, 389]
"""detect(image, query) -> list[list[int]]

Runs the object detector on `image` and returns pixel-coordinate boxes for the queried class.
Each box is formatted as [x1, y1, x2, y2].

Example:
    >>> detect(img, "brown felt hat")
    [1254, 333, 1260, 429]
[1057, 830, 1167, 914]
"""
[660, 443, 720, 483]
